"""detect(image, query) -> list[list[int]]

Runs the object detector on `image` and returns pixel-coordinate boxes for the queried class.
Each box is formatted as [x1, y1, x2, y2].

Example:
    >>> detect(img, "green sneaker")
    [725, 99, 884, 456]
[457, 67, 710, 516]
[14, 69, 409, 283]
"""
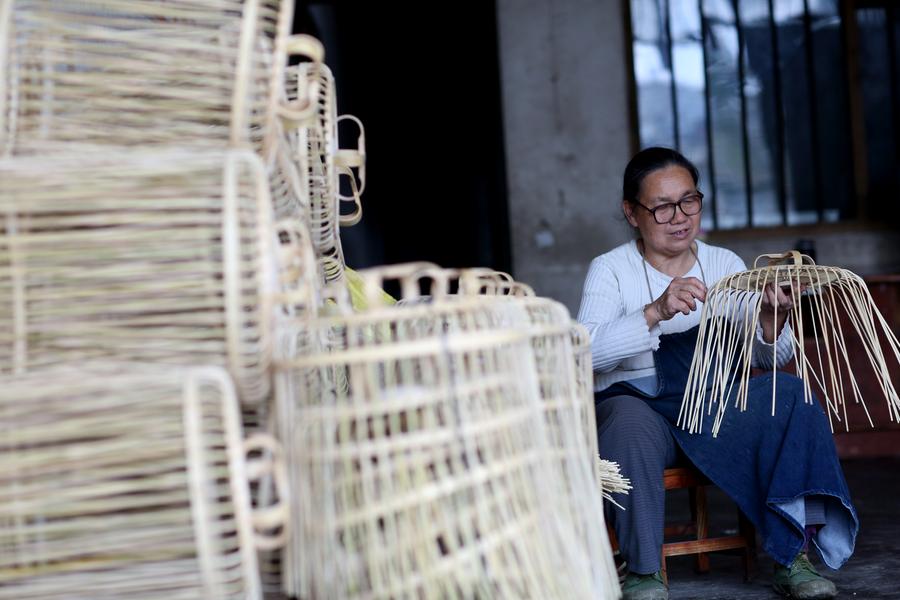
[621, 571, 668, 600]
[773, 553, 837, 599]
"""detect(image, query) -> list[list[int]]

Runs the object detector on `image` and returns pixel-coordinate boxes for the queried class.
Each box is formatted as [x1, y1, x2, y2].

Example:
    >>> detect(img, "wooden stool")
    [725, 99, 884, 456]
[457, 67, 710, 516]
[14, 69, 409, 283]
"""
[607, 465, 757, 585]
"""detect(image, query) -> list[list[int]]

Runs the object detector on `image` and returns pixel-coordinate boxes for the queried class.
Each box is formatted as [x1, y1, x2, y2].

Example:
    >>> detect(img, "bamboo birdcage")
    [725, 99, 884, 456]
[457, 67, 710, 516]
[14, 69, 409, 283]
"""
[255, 217, 320, 596]
[679, 250, 900, 437]
[273, 263, 621, 600]
[569, 321, 632, 499]
[0, 364, 289, 599]
[455, 268, 630, 499]
[0, 0, 322, 158]
[0, 149, 287, 406]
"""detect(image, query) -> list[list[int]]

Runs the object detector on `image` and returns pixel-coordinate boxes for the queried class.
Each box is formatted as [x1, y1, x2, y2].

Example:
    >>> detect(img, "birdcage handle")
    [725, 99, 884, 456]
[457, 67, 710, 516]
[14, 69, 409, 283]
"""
[277, 35, 324, 124]
[335, 115, 366, 186]
[244, 433, 291, 551]
[753, 250, 817, 269]
[336, 163, 363, 226]
[335, 115, 366, 226]
[285, 34, 324, 63]
[357, 263, 454, 304]
[458, 269, 535, 297]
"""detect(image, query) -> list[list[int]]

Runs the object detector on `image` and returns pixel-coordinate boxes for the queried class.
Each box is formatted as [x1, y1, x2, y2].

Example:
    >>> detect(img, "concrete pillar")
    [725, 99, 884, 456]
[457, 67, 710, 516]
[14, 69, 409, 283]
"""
[496, 0, 636, 314]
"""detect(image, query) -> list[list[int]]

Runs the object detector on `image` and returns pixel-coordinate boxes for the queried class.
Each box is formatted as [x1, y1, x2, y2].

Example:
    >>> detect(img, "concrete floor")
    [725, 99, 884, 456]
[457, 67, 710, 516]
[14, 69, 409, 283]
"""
[662, 457, 900, 600]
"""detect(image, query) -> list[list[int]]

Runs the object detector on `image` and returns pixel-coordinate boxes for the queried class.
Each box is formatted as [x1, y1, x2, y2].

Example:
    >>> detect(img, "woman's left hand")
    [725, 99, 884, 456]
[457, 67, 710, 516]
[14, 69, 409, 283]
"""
[759, 283, 802, 342]
[760, 283, 796, 314]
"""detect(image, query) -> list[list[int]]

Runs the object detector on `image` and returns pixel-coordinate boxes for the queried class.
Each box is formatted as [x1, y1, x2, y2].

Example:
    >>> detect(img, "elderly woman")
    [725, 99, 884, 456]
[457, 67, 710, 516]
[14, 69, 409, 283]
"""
[577, 147, 857, 600]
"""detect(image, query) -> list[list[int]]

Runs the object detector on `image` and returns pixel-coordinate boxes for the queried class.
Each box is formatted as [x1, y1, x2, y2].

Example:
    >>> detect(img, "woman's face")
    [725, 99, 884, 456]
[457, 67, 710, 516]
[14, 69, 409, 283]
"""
[623, 165, 701, 258]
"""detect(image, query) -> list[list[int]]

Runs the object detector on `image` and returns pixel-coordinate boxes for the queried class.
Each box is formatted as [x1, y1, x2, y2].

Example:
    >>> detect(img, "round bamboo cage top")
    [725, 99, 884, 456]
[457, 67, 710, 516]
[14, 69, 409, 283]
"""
[0, 148, 287, 406]
[0, 364, 288, 599]
[722, 251, 842, 292]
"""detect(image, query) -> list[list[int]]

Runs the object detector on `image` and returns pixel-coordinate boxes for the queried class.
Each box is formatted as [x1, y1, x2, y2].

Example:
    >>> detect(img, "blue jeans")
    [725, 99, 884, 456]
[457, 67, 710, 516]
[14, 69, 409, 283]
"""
[596, 327, 857, 570]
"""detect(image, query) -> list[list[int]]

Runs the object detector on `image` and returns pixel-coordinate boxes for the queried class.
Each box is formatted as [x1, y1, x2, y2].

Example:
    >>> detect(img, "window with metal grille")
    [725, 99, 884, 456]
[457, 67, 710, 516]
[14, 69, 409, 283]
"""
[628, 0, 899, 230]
[854, 1, 900, 221]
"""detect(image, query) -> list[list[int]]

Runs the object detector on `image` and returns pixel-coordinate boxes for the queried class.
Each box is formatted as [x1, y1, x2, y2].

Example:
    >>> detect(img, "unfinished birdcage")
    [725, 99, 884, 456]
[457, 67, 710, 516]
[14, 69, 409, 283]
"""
[0, 149, 290, 406]
[273, 263, 621, 600]
[680, 251, 900, 437]
[0, 364, 289, 599]
[0, 0, 322, 157]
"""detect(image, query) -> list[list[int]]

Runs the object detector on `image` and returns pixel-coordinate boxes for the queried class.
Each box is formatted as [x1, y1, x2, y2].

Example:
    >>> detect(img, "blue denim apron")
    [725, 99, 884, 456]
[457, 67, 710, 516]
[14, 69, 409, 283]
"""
[597, 326, 858, 568]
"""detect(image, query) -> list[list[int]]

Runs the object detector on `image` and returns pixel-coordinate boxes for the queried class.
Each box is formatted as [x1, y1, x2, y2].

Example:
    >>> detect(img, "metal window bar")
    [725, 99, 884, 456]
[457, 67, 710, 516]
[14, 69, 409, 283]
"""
[699, 0, 719, 230]
[767, 0, 789, 225]
[836, 0, 859, 219]
[802, 0, 825, 221]
[887, 5, 900, 179]
[664, 0, 681, 150]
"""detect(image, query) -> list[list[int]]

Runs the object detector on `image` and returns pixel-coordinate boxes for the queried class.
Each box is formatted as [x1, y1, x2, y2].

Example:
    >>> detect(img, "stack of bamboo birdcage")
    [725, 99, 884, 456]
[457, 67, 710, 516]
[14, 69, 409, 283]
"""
[0, 2, 623, 598]
[0, 1, 305, 597]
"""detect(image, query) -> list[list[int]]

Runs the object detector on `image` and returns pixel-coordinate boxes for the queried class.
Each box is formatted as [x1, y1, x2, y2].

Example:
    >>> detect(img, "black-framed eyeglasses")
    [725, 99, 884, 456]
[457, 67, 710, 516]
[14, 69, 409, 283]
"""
[634, 192, 704, 224]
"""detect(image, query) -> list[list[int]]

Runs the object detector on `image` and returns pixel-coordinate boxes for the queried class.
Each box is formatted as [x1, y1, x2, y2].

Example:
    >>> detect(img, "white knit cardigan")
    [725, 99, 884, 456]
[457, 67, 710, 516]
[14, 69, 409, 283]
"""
[576, 239, 794, 393]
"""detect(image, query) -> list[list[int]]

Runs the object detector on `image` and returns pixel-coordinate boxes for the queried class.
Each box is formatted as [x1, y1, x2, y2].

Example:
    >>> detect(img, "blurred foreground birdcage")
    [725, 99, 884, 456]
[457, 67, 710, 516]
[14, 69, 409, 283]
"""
[272, 264, 621, 599]
[0, 149, 281, 406]
[0, 365, 288, 600]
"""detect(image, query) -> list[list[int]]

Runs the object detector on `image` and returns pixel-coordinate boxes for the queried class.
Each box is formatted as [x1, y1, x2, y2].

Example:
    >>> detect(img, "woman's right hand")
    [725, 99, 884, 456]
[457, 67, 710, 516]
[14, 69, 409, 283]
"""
[644, 276, 707, 327]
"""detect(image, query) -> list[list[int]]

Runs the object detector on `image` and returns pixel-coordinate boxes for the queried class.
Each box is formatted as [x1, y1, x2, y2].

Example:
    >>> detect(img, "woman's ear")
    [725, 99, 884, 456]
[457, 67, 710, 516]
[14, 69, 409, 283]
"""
[622, 200, 639, 228]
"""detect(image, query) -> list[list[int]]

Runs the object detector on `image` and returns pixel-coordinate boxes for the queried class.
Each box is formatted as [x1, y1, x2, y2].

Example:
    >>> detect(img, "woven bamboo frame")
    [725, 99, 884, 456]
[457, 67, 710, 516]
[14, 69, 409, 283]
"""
[0, 364, 289, 599]
[455, 268, 630, 499]
[493, 294, 628, 533]
[282, 62, 366, 286]
[0, 1, 322, 158]
[286, 62, 343, 284]
[679, 251, 900, 437]
[456, 268, 536, 297]
[273, 263, 621, 599]
[569, 321, 632, 500]
[255, 218, 319, 596]
[283, 59, 368, 211]
[0, 149, 280, 406]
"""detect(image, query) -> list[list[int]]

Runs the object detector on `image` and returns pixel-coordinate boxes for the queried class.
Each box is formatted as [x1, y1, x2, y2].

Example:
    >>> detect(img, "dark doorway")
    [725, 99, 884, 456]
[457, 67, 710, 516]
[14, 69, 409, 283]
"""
[294, 2, 512, 273]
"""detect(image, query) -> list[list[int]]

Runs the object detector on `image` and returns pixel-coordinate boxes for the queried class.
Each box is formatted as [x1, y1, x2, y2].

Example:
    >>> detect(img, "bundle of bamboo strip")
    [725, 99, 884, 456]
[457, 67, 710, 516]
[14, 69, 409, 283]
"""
[0, 364, 288, 599]
[679, 250, 900, 436]
[273, 263, 621, 600]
